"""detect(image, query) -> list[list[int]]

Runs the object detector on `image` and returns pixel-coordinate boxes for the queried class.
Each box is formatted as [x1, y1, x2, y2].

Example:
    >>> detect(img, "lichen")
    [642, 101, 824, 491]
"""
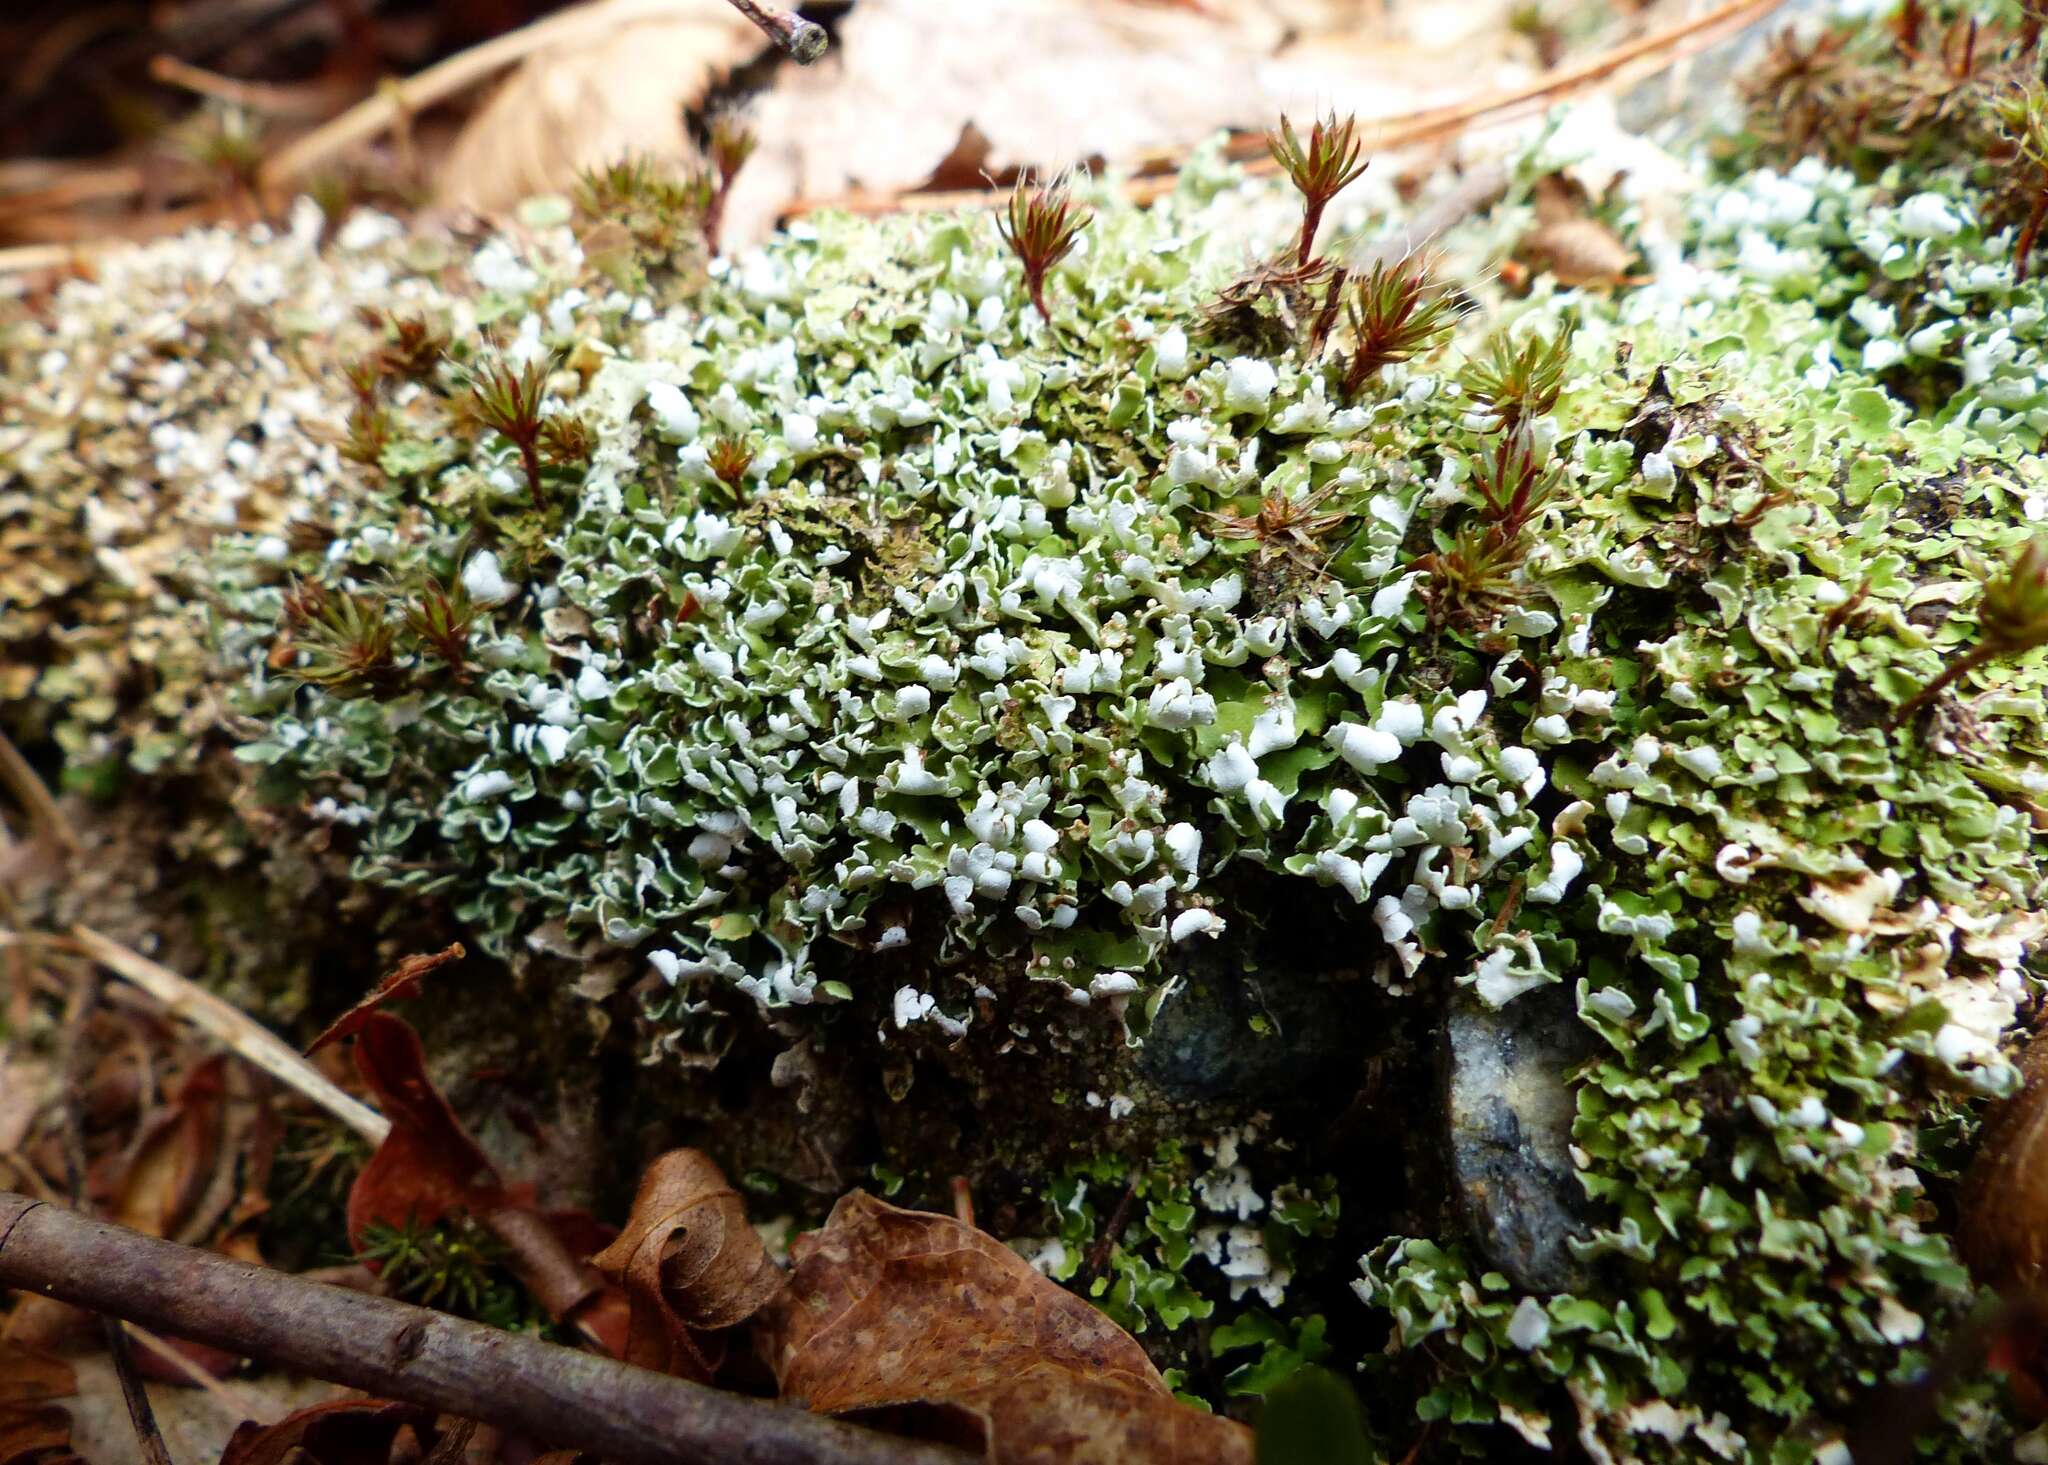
[0, 204, 454, 784]
[9, 7, 2048, 1458]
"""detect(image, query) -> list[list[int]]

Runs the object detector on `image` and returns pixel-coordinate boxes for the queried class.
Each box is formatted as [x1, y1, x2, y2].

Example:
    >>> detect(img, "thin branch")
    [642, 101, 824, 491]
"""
[147, 56, 353, 119]
[0, 730, 79, 856]
[55, 968, 176, 1465]
[1891, 642, 1999, 727]
[1342, 0, 1788, 160]
[0, 1193, 969, 1465]
[257, 0, 824, 195]
[722, 0, 828, 61]
[0, 163, 148, 217]
[68, 925, 389, 1145]
[102, 1319, 178, 1465]
[123, 1323, 273, 1425]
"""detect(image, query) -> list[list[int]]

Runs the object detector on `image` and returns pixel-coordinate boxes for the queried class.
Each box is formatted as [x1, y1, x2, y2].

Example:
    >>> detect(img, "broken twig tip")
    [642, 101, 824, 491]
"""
[724, 0, 829, 62]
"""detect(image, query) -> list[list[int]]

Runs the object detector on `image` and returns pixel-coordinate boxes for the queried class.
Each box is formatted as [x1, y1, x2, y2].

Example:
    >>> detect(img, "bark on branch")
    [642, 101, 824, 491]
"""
[0, 1193, 967, 1465]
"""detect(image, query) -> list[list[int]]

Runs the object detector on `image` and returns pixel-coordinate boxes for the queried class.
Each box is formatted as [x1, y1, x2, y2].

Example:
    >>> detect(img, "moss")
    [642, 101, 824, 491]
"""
[1015, 1126, 1342, 1409]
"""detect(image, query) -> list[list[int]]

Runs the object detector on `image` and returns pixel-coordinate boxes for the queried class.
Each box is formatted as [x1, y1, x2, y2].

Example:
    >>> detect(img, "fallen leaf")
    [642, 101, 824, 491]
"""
[434, 0, 766, 216]
[219, 1401, 433, 1465]
[1518, 216, 1636, 286]
[0, 1345, 78, 1465]
[730, 0, 1455, 246]
[438, 0, 1505, 247]
[1516, 172, 1636, 288]
[0, 1061, 51, 1154]
[0, 1346, 74, 1408]
[329, 1012, 625, 1348]
[0, 1300, 95, 1357]
[336, 1013, 506, 1250]
[0, 1407, 77, 1465]
[755, 1191, 1254, 1464]
[305, 944, 464, 1054]
[130, 1333, 244, 1389]
[104, 1055, 226, 1242]
[589, 1149, 785, 1380]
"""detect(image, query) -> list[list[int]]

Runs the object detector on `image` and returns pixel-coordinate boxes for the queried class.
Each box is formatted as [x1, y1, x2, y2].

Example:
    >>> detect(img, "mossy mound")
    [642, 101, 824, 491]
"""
[8, 7, 2048, 1458]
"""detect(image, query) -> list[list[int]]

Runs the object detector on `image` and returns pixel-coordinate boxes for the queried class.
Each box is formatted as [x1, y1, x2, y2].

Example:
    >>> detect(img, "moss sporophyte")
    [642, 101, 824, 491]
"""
[11, 4, 2048, 1457]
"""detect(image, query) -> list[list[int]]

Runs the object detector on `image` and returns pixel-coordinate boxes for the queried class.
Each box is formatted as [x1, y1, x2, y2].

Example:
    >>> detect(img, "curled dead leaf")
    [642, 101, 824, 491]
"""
[0, 1407, 78, 1465]
[219, 1400, 438, 1465]
[0, 1345, 79, 1465]
[754, 1191, 1253, 1465]
[589, 1149, 785, 1380]
[328, 1012, 622, 1347]
[0, 1345, 75, 1410]
[1519, 216, 1636, 287]
[1516, 172, 1636, 288]
[102, 1054, 227, 1242]
[306, 944, 464, 1054]
[434, 1, 765, 216]
[335, 1013, 506, 1251]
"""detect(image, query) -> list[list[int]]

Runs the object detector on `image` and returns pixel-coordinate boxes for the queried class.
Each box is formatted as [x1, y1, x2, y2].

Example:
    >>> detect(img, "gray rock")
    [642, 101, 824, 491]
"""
[1443, 985, 1601, 1293]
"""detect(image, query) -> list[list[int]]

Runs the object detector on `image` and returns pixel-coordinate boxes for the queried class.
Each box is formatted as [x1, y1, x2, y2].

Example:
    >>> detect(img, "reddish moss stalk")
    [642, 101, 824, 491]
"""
[1269, 112, 1368, 268]
[996, 180, 1091, 325]
[1306, 266, 1349, 358]
[1892, 641, 1999, 726]
[468, 356, 553, 511]
[2018, 188, 2048, 283]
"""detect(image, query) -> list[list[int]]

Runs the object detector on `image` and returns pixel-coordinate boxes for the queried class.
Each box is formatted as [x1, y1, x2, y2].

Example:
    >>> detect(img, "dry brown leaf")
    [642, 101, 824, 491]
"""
[437, 0, 1510, 246]
[1516, 171, 1637, 287]
[754, 1191, 1253, 1465]
[434, 0, 766, 216]
[0, 1407, 78, 1465]
[103, 1055, 226, 1243]
[219, 1400, 434, 1465]
[0, 1344, 79, 1465]
[1520, 215, 1637, 286]
[589, 1149, 785, 1381]
[333, 1012, 509, 1250]
[320, 1008, 628, 1354]
[304, 944, 463, 1055]
[0, 1345, 74, 1409]
[728, 0, 1480, 246]
[0, 1061, 51, 1154]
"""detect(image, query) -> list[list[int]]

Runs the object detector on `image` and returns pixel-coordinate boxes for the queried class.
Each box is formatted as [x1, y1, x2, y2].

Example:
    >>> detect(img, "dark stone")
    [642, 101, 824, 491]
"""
[1138, 956, 1366, 1107]
[1443, 985, 1602, 1293]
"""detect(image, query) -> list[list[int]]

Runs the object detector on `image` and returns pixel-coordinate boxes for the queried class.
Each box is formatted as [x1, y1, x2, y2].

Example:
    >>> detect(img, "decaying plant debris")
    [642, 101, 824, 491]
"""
[12, 2, 2048, 1462]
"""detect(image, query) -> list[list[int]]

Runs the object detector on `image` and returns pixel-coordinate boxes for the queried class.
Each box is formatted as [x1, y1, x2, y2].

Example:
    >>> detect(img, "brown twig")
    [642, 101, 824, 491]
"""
[0, 1193, 968, 1465]
[257, 0, 823, 196]
[1891, 642, 1999, 727]
[722, 0, 828, 61]
[67, 925, 390, 1144]
[1080, 1172, 1143, 1284]
[0, 730, 79, 856]
[101, 1314, 178, 1465]
[147, 55, 353, 119]
[123, 1322, 272, 1424]
[55, 969, 177, 1465]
